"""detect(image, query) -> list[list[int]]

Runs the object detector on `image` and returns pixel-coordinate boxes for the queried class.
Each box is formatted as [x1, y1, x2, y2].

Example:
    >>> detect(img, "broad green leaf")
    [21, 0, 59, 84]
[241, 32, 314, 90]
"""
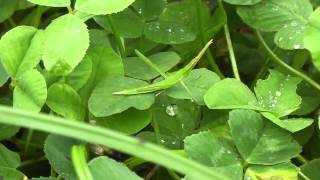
[184, 131, 243, 180]
[88, 76, 155, 117]
[300, 159, 320, 180]
[132, 0, 166, 20]
[144, 21, 196, 44]
[44, 135, 79, 180]
[0, 125, 19, 141]
[0, 26, 44, 77]
[237, 0, 313, 49]
[17, 0, 35, 10]
[0, 0, 18, 23]
[0, 63, 9, 87]
[43, 14, 89, 76]
[75, 0, 135, 15]
[152, 95, 200, 148]
[94, 108, 151, 135]
[166, 68, 220, 105]
[65, 57, 92, 91]
[254, 70, 302, 117]
[13, 69, 47, 112]
[0, 106, 228, 180]
[0, 167, 25, 179]
[46, 83, 84, 120]
[94, 8, 144, 38]
[262, 112, 313, 133]
[204, 78, 260, 110]
[303, 7, 320, 71]
[0, 144, 20, 168]
[89, 156, 143, 180]
[159, 0, 210, 33]
[245, 163, 299, 180]
[293, 82, 320, 115]
[223, 0, 261, 5]
[79, 47, 123, 103]
[27, 0, 70, 7]
[228, 109, 301, 165]
[124, 51, 180, 80]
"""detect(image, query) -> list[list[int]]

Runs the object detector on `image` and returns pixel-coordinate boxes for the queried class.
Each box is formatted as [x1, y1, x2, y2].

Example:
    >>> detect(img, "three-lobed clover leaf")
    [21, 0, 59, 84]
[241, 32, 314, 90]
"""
[43, 14, 89, 76]
[237, 0, 313, 49]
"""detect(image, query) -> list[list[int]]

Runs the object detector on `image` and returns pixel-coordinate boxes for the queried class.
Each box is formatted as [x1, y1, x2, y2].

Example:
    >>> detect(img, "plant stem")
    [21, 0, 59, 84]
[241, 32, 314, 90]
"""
[24, 129, 34, 153]
[224, 24, 241, 81]
[195, 0, 224, 78]
[67, 6, 73, 14]
[251, 47, 278, 88]
[254, 30, 320, 91]
[106, 15, 126, 58]
[296, 154, 308, 164]
[71, 145, 93, 180]
[0, 106, 227, 180]
[19, 156, 47, 168]
[299, 171, 311, 180]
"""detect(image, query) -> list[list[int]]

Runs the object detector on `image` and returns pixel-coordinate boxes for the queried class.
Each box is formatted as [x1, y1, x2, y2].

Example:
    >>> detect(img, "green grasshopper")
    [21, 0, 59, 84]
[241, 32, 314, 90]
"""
[113, 40, 213, 95]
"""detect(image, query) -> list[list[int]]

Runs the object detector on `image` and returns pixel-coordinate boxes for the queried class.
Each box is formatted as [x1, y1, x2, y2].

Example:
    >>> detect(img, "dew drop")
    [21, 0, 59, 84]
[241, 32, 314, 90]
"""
[290, 21, 298, 27]
[294, 44, 301, 49]
[166, 105, 178, 117]
[275, 91, 281, 96]
[168, 28, 172, 33]
[160, 139, 165, 143]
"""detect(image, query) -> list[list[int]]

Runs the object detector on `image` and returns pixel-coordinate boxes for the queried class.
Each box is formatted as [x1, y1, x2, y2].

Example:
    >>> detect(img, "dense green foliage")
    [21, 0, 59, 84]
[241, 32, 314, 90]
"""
[0, 0, 320, 179]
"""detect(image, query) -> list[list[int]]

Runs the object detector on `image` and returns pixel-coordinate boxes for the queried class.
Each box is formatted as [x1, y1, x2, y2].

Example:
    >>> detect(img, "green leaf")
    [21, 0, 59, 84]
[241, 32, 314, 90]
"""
[46, 83, 84, 120]
[79, 46, 123, 103]
[293, 82, 320, 115]
[43, 14, 89, 76]
[144, 21, 196, 44]
[89, 156, 143, 180]
[94, 9, 144, 38]
[0, 167, 25, 179]
[184, 131, 243, 180]
[0, 26, 44, 77]
[223, 0, 262, 5]
[65, 57, 92, 91]
[27, 0, 70, 7]
[237, 0, 313, 49]
[94, 108, 151, 135]
[88, 76, 155, 117]
[254, 70, 302, 117]
[303, 7, 320, 71]
[124, 51, 180, 80]
[245, 163, 299, 180]
[75, 0, 135, 15]
[44, 135, 79, 180]
[0, 143, 20, 168]
[132, 0, 167, 20]
[262, 112, 313, 133]
[0, 125, 19, 141]
[13, 69, 47, 112]
[166, 68, 220, 105]
[300, 159, 320, 180]
[204, 78, 260, 110]
[228, 109, 301, 165]
[0, 63, 9, 87]
[159, 0, 209, 33]
[152, 95, 200, 148]
[0, 106, 228, 180]
[0, 0, 18, 23]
